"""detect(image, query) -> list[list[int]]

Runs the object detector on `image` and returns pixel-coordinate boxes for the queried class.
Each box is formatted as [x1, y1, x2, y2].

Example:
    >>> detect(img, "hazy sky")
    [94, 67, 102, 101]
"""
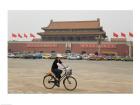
[8, 10, 133, 41]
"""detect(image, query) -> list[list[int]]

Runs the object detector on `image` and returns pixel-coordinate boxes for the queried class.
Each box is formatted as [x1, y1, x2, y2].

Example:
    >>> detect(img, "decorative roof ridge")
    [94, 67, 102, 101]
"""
[51, 19, 99, 23]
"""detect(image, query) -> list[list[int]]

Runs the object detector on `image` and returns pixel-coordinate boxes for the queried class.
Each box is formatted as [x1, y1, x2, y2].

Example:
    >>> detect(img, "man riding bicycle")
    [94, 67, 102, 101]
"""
[51, 53, 65, 87]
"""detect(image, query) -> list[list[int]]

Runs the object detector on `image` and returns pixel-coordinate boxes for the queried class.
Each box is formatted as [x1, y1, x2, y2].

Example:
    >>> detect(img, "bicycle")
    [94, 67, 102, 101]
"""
[43, 66, 77, 91]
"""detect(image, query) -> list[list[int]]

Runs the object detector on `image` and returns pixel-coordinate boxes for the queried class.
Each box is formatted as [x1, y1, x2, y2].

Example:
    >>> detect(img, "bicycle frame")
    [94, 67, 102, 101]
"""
[59, 67, 71, 82]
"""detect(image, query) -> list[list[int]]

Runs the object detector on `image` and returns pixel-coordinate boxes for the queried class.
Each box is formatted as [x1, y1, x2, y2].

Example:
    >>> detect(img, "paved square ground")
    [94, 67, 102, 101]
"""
[8, 59, 133, 93]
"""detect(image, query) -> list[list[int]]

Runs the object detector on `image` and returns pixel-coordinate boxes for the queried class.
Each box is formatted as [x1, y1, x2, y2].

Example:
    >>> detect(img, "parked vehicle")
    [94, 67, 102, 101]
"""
[12, 52, 24, 58]
[88, 54, 104, 61]
[111, 56, 116, 60]
[42, 53, 51, 59]
[88, 54, 96, 60]
[124, 56, 133, 61]
[67, 55, 77, 60]
[8, 53, 15, 58]
[88, 56, 96, 60]
[16, 53, 25, 58]
[67, 53, 82, 60]
[81, 54, 90, 60]
[62, 53, 67, 59]
[23, 53, 34, 59]
[49, 53, 57, 59]
[95, 55, 104, 61]
[33, 53, 42, 59]
[76, 54, 82, 60]
[115, 56, 124, 61]
[104, 56, 112, 60]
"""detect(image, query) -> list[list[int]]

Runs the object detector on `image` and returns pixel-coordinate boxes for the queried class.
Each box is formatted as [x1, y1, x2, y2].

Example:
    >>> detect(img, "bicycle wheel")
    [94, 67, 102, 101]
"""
[43, 75, 55, 89]
[63, 76, 77, 91]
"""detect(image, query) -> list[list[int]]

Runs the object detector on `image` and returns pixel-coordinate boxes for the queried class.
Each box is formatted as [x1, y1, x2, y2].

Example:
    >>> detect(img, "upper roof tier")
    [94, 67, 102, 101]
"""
[42, 18, 101, 30]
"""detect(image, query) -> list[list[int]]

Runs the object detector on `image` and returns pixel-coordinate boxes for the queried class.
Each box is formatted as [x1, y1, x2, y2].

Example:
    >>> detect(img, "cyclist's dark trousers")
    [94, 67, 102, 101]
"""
[52, 69, 62, 80]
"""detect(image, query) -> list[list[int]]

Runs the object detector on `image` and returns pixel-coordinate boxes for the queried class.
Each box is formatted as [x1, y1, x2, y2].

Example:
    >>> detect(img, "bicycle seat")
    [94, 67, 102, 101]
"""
[47, 69, 52, 74]
[47, 69, 56, 77]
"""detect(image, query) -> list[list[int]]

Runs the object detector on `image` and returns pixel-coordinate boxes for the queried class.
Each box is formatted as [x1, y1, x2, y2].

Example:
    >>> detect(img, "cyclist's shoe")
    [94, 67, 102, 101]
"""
[55, 80, 60, 87]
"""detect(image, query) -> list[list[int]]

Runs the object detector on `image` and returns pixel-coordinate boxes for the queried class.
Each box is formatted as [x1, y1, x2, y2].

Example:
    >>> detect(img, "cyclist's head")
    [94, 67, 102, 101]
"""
[56, 54, 63, 60]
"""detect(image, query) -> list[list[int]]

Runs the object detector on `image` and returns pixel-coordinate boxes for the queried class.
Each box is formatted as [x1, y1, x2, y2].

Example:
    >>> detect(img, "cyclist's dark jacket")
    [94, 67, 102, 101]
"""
[51, 59, 62, 72]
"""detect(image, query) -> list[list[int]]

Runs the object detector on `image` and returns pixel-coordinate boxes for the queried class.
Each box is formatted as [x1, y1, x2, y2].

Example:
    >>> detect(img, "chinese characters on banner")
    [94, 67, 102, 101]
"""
[80, 44, 116, 48]
[27, 43, 57, 48]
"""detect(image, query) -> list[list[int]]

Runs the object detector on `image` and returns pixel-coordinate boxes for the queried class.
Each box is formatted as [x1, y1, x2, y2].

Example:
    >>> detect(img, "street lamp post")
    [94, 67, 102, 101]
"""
[98, 35, 101, 55]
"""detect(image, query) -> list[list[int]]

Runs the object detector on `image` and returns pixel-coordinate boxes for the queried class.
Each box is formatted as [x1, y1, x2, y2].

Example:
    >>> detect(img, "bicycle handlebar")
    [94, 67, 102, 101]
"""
[63, 66, 68, 70]
[62, 66, 71, 72]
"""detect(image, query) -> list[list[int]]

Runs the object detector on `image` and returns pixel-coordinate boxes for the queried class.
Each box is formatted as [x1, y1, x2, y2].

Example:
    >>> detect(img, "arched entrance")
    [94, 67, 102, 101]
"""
[65, 50, 71, 53]
[81, 51, 86, 54]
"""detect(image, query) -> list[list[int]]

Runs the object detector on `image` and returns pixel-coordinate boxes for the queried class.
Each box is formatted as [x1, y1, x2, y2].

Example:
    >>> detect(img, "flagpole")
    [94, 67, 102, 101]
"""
[128, 32, 133, 58]
[98, 35, 101, 55]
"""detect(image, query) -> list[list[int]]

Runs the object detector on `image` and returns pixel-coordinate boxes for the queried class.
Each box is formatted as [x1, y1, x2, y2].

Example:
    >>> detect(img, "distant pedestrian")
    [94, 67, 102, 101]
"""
[95, 52, 98, 56]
